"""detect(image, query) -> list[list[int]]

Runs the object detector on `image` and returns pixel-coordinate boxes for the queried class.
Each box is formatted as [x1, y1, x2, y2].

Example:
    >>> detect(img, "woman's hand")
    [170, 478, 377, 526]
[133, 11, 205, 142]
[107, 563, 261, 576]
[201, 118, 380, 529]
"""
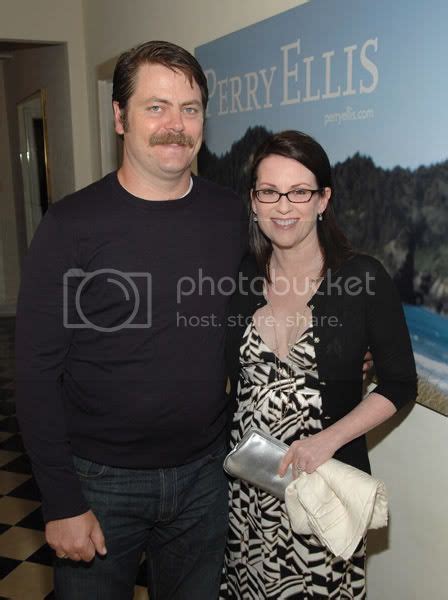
[362, 350, 373, 380]
[278, 431, 339, 478]
[278, 393, 397, 479]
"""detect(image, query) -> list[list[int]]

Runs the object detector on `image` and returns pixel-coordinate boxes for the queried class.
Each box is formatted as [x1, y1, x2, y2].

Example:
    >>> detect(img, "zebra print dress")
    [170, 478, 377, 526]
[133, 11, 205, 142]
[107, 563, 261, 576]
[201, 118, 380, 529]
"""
[220, 320, 366, 599]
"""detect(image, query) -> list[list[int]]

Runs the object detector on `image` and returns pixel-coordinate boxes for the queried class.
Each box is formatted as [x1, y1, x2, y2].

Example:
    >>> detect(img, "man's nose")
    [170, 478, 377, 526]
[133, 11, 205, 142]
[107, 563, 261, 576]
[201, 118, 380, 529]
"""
[166, 108, 184, 131]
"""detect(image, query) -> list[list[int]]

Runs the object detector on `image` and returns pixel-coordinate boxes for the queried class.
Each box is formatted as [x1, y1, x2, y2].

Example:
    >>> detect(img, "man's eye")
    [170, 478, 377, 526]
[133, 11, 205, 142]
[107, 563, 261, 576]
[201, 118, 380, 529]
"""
[184, 106, 199, 114]
[147, 105, 162, 112]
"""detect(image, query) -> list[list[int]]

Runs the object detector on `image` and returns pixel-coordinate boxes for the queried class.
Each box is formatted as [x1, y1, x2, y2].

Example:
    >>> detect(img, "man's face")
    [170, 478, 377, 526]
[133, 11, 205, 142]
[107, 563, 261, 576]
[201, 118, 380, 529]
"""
[113, 63, 204, 182]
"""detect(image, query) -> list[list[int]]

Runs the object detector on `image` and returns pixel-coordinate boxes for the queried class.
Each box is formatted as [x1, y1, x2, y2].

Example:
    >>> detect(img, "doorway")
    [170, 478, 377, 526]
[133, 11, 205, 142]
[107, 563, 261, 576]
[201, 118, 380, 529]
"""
[17, 90, 51, 245]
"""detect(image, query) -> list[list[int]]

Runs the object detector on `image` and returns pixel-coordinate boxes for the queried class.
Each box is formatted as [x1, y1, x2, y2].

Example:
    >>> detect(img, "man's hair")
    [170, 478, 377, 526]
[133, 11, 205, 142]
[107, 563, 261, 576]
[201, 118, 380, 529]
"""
[112, 40, 208, 129]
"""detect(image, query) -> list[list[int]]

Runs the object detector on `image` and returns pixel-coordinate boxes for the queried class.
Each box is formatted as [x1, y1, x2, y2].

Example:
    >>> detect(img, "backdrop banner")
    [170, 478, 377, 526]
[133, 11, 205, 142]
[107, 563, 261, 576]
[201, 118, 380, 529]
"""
[196, 0, 448, 414]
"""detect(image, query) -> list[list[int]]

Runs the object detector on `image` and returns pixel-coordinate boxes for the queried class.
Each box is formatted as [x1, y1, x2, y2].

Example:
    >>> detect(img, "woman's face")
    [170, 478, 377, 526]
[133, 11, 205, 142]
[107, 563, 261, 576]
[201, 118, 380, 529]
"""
[252, 154, 330, 251]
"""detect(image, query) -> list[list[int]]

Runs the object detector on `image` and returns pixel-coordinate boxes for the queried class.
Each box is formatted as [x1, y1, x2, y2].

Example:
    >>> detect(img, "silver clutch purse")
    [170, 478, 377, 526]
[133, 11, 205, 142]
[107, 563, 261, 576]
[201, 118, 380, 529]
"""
[223, 428, 293, 500]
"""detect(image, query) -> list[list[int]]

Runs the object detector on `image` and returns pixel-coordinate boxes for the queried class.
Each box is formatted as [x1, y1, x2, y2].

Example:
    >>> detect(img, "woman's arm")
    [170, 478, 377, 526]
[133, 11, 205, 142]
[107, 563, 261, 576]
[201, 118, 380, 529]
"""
[279, 258, 417, 476]
[278, 392, 395, 475]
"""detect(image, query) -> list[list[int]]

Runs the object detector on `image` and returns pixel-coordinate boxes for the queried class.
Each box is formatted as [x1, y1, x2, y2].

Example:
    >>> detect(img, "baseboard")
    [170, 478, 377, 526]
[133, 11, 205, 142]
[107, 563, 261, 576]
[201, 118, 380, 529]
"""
[0, 302, 17, 317]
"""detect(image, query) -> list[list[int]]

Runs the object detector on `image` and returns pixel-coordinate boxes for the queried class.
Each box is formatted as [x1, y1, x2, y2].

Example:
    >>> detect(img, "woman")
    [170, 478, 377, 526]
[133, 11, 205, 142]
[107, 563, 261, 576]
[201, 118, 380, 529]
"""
[220, 131, 417, 599]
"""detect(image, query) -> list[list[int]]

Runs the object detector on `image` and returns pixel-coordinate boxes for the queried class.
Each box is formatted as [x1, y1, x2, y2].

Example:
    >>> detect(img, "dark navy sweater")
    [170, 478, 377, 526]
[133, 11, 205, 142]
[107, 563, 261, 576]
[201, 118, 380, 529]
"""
[15, 172, 247, 522]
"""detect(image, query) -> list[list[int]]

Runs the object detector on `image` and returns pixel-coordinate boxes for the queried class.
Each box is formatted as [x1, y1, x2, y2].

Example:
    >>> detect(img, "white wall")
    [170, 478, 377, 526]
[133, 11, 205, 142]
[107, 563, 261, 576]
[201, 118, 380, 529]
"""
[367, 404, 448, 600]
[0, 0, 92, 189]
[3, 45, 75, 204]
[0, 61, 19, 312]
[3, 44, 75, 267]
[0, 0, 91, 308]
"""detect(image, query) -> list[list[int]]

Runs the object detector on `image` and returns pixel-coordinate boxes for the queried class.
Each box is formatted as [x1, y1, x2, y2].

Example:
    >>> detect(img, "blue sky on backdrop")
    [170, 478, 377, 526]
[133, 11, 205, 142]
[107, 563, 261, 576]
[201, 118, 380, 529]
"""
[196, 0, 446, 169]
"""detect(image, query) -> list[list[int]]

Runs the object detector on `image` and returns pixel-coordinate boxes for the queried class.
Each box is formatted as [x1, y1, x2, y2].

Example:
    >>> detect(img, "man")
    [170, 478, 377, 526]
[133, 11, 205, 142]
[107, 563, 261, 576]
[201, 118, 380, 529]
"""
[16, 41, 247, 599]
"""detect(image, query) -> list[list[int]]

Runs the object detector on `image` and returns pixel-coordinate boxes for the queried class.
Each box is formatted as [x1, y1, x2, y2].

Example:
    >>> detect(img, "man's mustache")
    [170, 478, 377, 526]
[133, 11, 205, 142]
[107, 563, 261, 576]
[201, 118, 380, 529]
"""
[149, 132, 195, 147]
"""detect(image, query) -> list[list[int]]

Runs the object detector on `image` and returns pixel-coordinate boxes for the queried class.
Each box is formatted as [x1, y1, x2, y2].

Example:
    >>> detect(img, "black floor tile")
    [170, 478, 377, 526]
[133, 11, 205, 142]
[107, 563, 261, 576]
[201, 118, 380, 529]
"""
[27, 542, 54, 566]
[16, 507, 45, 531]
[0, 390, 14, 401]
[0, 523, 11, 534]
[0, 399, 15, 416]
[0, 433, 24, 452]
[1, 454, 32, 474]
[7, 477, 41, 501]
[0, 416, 19, 433]
[0, 555, 22, 579]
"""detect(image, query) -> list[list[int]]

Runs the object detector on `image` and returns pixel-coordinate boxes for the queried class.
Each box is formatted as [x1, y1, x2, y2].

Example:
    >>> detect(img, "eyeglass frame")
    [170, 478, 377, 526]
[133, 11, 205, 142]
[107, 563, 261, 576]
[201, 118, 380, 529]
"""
[252, 187, 324, 204]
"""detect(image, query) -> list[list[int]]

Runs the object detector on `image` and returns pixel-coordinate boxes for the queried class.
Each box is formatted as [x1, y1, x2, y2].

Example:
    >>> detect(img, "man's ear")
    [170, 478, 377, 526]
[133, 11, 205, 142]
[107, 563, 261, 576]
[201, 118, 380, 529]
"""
[112, 101, 125, 135]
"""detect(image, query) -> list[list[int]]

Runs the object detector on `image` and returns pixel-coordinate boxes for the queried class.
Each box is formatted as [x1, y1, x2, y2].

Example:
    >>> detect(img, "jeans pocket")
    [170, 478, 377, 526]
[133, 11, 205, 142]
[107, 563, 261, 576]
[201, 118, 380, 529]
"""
[73, 455, 109, 479]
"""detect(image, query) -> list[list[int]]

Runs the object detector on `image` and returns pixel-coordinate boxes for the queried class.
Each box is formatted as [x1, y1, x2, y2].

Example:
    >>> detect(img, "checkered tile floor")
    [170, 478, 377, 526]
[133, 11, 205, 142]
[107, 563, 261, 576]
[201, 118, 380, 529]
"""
[0, 318, 148, 599]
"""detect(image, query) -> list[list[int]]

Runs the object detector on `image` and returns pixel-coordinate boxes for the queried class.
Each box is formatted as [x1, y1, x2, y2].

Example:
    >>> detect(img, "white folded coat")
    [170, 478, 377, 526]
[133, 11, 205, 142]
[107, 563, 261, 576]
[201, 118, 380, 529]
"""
[285, 458, 388, 560]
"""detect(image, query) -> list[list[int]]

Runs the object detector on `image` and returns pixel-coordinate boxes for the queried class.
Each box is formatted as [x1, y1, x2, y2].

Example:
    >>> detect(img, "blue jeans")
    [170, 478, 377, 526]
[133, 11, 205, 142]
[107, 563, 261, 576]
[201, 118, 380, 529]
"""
[54, 445, 229, 600]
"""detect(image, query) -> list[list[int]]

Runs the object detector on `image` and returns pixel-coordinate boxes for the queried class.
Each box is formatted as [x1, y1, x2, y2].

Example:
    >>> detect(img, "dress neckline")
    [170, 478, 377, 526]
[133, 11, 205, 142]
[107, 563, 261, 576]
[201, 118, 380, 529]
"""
[250, 318, 313, 364]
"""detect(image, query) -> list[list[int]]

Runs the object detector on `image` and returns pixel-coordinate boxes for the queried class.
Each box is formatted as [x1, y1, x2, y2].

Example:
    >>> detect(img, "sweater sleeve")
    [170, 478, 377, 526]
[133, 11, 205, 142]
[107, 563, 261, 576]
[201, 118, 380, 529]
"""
[365, 260, 418, 410]
[15, 208, 90, 523]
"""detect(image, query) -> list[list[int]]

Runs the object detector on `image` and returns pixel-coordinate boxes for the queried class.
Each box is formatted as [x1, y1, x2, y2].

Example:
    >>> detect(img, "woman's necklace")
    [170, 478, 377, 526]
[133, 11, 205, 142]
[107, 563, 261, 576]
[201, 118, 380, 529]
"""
[264, 258, 323, 420]
[265, 299, 303, 420]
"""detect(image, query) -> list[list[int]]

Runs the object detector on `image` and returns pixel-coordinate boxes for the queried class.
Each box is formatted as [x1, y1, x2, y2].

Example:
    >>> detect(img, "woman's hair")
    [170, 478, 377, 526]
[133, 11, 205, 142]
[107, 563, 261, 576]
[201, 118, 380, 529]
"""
[248, 130, 353, 281]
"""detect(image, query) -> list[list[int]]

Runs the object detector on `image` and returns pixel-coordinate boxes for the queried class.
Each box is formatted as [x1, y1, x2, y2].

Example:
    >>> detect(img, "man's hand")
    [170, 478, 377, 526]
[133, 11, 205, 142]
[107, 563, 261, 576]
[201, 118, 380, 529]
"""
[46, 510, 107, 562]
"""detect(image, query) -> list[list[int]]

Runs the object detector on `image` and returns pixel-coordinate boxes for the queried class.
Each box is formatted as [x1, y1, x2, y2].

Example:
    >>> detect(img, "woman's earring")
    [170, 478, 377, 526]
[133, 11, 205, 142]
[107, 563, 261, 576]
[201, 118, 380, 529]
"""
[318, 213, 323, 222]
[253, 213, 258, 222]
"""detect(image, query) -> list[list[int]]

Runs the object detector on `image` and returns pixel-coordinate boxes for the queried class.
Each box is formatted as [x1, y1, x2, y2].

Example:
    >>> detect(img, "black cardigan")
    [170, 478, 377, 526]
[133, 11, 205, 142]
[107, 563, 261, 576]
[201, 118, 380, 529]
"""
[225, 253, 417, 473]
